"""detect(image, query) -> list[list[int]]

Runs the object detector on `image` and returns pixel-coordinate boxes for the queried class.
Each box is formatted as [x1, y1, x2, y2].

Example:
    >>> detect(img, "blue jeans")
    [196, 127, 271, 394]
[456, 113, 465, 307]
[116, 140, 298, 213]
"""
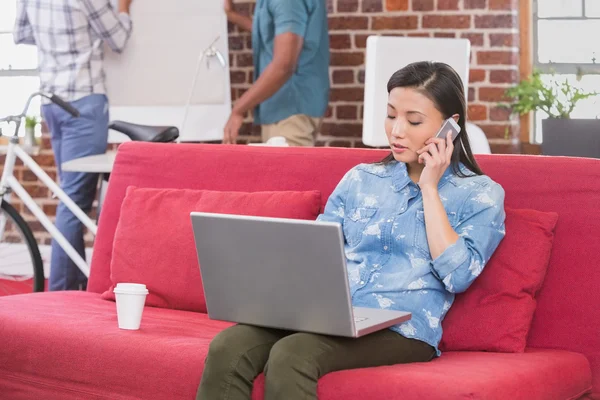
[41, 94, 109, 291]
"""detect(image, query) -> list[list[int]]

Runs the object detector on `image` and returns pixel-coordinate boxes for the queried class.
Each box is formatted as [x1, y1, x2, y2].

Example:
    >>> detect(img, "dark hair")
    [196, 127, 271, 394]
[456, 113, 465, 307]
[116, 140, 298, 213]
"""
[380, 61, 483, 177]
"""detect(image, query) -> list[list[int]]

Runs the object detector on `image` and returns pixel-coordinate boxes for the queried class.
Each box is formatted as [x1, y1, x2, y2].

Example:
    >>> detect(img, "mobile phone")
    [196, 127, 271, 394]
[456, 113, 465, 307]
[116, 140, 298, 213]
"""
[434, 118, 461, 141]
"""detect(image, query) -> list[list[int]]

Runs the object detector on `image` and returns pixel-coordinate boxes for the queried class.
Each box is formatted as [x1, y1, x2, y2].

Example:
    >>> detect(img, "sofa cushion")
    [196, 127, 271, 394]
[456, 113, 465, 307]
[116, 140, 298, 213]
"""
[101, 187, 321, 312]
[440, 208, 558, 353]
[0, 292, 591, 400]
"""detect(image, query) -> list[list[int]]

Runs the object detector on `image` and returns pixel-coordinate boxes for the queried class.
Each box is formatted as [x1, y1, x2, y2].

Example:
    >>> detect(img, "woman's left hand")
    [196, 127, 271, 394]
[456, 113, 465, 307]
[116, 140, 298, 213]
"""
[416, 131, 454, 190]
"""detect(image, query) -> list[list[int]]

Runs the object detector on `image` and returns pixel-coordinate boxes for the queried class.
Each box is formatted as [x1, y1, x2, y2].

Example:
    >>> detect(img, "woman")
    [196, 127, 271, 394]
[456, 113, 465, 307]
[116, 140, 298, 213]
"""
[196, 61, 506, 400]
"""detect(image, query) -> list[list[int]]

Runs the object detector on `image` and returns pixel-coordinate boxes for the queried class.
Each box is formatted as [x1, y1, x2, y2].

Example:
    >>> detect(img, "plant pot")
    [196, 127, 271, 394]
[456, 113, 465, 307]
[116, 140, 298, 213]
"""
[542, 118, 600, 159]
[24, 127, 36, 148]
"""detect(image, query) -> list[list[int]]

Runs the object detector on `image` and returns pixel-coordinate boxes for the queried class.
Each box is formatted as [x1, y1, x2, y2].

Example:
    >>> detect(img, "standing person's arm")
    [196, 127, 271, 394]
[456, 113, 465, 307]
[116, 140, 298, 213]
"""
[80, 0, 133, 53]
[223, 1, 306, 144]
[13, 1, 36, 45]
[224, 0, 253, 32]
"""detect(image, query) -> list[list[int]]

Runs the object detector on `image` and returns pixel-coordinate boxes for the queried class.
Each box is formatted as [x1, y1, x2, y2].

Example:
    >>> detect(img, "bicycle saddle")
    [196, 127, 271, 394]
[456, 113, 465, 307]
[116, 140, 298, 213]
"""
[109, 121, 179, 143]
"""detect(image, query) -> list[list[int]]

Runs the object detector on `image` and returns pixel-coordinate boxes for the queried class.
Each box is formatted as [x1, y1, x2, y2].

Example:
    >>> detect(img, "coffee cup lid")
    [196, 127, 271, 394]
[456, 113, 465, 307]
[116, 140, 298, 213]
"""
[114, 282, 149, 294]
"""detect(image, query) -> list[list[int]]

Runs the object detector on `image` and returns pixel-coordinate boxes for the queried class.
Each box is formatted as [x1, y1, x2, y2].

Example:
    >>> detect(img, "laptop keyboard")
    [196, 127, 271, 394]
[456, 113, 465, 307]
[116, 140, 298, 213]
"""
[354, 316, 368, 323]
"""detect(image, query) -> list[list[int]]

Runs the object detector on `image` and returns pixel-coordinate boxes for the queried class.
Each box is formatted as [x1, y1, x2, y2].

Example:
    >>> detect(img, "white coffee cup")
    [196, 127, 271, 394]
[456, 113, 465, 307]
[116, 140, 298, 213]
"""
[113, 283, 149, 330]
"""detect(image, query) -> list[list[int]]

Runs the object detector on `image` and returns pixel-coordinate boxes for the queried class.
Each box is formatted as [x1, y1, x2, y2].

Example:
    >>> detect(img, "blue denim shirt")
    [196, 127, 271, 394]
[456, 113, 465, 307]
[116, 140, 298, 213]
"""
[316, 161, 506, 355]
[251, 0, 330, 125]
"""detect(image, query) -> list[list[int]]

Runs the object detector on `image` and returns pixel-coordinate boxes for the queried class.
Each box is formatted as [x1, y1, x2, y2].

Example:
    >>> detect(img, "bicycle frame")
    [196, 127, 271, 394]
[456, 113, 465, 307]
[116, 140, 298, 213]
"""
[0, 93, 96, 277]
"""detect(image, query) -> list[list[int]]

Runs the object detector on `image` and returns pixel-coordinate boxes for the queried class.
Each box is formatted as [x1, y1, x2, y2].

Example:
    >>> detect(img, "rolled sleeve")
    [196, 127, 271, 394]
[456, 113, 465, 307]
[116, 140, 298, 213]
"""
[13, 1, 36, 45]
[269, 0, 308, 37]
[431, 182, 506, 294]
[82, 0, 133, 53]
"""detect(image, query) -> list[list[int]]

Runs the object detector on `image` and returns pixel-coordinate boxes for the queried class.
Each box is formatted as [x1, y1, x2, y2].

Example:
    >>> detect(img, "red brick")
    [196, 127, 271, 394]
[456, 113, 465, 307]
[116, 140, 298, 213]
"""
[407, 32, 430, 37]
[479, 87, 509, 102]
[320, 123, 363, 137]
[489, 0, 516, 9]
[327, 0, 334, 12]
[330, 51, 364, 66]
[469, 69, 486, 83]
[325, 106, 334, 118]
[434, 32, 456, 38]
[437, 0, 459, 9]
[477, 50, 518, 65]
[464, 0, 486, 9]
[354, 34, 370, 48]
[236, 53, 253, 67]
[468, 87, 476, 101]
[328, 140, 355, 147]
[477, 123, 514, 139]
[337, 105, 358, 120]
[329, 17, 369, 30]
[372, 16, 419, 30]
[362, 0, 383, 12]
[23, 184, 48, 198]
[490, 69, 519, 84]
[386, 0, 409, 11]
[21, 170, 38, 182]
[228, 36, 244, 51]
[475, 15, 517, 29]
[330, 34, 352, 49]
[332, 69, 355, 84]
[330, 88, 365, 102]
[337, 0, 359, 12]
[489, 33, 519, 47]
[31, 154, 55, 167]
[43, 203, 57, 215]
[357, 69, 365, 84]
[468, 104, 488, 121]
[490, 106, 513, 121]
[248, 71, 254, 84]
[230, 71, 246, 84]
[461, 33, 484, 47]
[422, 15, 471, 29]
[412, 0, 434, 11]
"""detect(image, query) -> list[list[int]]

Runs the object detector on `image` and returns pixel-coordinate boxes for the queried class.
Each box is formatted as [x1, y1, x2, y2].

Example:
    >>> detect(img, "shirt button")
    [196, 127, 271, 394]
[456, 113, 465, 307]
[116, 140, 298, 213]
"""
[360, 281, 365, 285]
[384, 246, 388, 250]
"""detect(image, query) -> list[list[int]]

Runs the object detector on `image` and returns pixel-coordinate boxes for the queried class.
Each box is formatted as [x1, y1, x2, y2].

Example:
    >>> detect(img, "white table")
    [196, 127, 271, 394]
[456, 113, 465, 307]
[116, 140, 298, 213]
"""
[61, 151, 116, 174]
[61, 151, 117, 219]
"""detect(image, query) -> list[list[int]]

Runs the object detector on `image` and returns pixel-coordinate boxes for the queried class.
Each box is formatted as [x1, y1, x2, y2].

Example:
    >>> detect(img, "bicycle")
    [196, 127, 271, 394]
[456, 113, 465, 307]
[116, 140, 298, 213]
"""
[0, 91, 179, 294]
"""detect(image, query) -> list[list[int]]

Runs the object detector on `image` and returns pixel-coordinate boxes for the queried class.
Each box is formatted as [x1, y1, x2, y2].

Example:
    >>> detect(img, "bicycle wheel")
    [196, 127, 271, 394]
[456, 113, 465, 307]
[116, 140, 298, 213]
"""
[0, 201, 45, 294]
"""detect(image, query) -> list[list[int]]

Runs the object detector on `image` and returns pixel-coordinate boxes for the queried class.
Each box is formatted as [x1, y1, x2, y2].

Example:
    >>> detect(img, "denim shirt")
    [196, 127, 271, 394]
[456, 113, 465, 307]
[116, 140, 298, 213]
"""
[316, 161, 506, 355]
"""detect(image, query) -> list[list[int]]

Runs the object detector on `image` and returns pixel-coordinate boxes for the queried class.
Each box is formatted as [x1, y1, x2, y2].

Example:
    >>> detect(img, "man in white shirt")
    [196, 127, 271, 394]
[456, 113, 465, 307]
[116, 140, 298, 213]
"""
[13, 0, 133, 291]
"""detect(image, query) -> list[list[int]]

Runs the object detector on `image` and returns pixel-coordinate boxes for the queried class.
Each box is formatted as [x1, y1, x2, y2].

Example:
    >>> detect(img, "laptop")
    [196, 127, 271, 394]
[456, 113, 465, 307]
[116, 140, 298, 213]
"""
[190, 212, 411, 338]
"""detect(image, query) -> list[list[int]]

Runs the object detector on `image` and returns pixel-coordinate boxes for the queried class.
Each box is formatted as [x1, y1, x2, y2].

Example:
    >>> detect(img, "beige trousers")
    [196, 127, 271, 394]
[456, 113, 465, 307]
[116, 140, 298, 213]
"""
[261, 114, 322, 147]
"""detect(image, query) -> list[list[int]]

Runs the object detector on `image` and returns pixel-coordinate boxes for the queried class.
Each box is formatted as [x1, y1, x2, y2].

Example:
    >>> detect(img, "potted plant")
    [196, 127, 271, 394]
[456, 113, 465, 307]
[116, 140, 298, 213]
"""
[502, 69, 600, 158]
[24, 115, 39, 149]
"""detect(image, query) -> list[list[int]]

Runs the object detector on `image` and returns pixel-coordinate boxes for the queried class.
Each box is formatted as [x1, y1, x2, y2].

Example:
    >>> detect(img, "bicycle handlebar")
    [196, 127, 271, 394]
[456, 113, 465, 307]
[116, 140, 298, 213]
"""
[49, 94, 80, 117]
[0, 92, 79, 128]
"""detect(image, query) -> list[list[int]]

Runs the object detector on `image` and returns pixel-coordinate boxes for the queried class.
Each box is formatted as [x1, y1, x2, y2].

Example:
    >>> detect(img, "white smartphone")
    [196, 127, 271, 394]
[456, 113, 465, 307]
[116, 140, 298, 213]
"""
[434, 118, 461, 141]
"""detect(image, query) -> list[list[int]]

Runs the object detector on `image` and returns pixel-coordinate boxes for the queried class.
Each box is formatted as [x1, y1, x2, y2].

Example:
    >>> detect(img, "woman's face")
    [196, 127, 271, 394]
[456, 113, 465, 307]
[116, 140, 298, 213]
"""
[384, 87, 446, 164]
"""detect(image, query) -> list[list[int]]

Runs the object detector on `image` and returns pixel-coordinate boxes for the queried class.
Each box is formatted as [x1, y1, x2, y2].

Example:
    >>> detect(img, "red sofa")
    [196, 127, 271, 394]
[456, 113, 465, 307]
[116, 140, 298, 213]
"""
[0, 142, 598, 400]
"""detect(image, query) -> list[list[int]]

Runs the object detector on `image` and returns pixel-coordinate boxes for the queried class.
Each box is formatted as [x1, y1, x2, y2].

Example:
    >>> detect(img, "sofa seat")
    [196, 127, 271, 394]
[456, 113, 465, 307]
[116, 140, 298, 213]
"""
[0, 292, 591, 400]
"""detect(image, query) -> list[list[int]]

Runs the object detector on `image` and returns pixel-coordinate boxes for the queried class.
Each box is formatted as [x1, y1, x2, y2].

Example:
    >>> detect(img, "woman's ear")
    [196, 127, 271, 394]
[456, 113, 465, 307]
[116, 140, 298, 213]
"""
[451, 113, 460, 123]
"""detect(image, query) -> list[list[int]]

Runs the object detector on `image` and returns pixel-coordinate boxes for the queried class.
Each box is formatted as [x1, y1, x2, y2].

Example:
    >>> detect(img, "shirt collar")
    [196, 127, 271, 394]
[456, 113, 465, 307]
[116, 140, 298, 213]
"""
[391, 161, 456, 192]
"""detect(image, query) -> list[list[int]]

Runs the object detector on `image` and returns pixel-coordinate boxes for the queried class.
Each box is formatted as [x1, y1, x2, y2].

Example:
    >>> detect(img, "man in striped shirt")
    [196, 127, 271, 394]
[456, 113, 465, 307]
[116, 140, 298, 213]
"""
[13, 0, 133, 291]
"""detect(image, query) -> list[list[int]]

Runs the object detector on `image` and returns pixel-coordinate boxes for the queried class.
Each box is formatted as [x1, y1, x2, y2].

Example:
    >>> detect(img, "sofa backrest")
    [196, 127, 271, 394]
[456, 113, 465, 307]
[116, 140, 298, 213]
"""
[89, 142, 600, 360]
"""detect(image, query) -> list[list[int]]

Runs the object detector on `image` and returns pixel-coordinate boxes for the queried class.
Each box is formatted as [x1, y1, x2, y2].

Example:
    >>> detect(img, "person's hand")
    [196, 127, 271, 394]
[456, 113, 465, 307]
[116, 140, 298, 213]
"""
[223, 110, 243, 144]
[224, 0, 234, 15]
[416, 131, 454, 190]
[118, 0, 133, 14]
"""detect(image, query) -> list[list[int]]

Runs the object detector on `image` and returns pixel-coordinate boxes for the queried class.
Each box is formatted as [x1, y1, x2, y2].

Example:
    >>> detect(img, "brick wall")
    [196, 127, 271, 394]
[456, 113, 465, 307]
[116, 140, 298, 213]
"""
[3, 0, 523, 245]
[231, 0, 521, 151]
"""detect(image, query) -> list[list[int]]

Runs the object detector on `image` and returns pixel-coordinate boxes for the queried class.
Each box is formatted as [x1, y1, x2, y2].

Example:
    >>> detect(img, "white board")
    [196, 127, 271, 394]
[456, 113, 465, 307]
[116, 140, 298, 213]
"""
[362, 36, 470, 147]
[104, 0, 231, 142]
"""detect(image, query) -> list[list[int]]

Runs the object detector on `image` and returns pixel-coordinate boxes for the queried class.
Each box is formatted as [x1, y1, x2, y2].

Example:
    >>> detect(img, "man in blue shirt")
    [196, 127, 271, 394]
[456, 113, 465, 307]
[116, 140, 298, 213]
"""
[223, 0, 330, 146]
